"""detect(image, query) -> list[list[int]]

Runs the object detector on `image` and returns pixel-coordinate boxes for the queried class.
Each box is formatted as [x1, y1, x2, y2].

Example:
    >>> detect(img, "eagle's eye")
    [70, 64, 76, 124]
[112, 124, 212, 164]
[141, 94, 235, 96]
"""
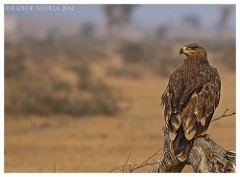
[187, 46, 195, 51]
[184, 46, 197, 54]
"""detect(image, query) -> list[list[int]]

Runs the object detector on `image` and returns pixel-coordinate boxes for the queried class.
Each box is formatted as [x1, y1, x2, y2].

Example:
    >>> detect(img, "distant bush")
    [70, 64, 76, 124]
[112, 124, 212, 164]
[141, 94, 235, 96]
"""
[204, 40, 235, 71]
[73, 60, 93, 90]
[64, 41, 107, 61]
[106, 65, 142, 79]
[117, 39, 181, 77]
[118, 40, 145, 63]
[152, 55, 181, 77]
[220, 42, 236, 71]
[5, 46, 123, 116]
[5, 47, 26, 78]
[5, 35, 235, 117]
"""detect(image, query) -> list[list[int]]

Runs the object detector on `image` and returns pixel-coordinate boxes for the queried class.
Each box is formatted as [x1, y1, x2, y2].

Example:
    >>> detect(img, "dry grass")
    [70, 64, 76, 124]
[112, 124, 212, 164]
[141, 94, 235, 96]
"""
[5, 64, 235, 172]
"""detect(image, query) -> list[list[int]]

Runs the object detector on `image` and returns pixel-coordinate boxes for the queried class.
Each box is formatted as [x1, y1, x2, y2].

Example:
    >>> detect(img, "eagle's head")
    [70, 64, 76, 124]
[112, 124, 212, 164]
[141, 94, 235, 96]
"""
[179, 43, 207, 59]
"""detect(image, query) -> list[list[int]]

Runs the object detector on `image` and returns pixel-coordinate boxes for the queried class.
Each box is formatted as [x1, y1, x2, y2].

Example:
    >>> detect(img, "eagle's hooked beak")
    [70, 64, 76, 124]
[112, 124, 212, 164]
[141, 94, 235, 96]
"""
[179, 48, 184, 55]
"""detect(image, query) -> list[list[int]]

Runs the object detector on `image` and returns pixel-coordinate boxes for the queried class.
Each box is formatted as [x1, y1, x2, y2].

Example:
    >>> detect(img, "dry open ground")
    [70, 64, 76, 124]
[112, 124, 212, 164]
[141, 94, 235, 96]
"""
[5, 64, 235, 172]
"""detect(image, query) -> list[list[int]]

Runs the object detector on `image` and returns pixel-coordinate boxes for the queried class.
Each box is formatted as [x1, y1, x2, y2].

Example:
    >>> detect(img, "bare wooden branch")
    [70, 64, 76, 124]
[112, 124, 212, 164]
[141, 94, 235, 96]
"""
[211, 108, 236, 122]
[187, 135, 236, 172]
[109, 148, 162, 172]
[122, 152, 131, 172]
[128, 148, 162, 172]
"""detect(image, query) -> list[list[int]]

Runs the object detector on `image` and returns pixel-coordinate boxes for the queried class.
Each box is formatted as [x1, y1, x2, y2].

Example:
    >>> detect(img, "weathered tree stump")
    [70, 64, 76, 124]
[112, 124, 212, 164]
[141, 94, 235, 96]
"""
[152, 129, 236, 173]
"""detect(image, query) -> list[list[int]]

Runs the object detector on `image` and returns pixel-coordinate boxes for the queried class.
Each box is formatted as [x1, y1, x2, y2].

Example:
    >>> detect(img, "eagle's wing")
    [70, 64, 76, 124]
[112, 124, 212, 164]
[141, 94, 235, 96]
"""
[162, 66, 221, 141]
[181, 78, 221, 140]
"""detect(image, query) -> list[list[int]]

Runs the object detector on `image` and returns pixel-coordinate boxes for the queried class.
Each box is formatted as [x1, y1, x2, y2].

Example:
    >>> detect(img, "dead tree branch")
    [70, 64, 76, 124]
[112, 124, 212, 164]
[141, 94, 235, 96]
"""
[109, 148, 162, 172]
[122, 152, 131, 172]
[211, 108, 235, 122]
[128, 148, 162, 172]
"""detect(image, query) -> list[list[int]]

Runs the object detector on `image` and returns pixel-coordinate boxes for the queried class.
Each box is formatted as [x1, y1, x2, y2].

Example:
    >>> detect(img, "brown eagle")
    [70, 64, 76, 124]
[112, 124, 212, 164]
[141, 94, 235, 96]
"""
[161, 43, 221, 162]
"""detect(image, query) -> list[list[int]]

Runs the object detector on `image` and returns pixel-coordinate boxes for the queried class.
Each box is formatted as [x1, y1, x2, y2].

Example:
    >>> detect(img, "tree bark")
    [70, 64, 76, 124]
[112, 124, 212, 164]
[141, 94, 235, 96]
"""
[152, 129, 236, 173]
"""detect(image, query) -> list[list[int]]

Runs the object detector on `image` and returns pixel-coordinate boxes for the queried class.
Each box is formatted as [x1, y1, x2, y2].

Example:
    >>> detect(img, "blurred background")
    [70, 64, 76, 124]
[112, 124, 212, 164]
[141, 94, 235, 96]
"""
[4, 4, 236, 172]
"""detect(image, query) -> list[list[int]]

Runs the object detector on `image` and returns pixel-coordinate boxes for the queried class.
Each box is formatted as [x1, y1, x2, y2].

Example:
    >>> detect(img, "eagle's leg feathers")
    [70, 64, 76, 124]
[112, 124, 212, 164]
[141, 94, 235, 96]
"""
[152, 128, 186, 172]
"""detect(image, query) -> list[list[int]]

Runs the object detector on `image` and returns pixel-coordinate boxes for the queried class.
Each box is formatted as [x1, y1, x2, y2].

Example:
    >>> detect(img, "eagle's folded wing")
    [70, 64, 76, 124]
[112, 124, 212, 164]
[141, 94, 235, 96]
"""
[181, 79, 221, 140]
[161, 67, 221, 141]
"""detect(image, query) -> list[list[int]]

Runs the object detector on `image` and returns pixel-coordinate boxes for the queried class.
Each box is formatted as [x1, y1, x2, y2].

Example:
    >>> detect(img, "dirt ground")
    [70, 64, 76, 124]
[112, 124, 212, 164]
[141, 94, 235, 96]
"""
[4, 66, 235, 172]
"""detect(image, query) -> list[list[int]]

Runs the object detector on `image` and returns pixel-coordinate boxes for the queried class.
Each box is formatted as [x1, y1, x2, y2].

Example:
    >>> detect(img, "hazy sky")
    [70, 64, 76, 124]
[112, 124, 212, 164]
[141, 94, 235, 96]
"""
[5, 4, 236, 29]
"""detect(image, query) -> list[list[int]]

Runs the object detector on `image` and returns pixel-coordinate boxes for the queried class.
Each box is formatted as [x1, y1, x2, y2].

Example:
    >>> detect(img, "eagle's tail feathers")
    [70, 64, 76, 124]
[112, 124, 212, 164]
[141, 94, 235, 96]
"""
[172, 127, 192, 162]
